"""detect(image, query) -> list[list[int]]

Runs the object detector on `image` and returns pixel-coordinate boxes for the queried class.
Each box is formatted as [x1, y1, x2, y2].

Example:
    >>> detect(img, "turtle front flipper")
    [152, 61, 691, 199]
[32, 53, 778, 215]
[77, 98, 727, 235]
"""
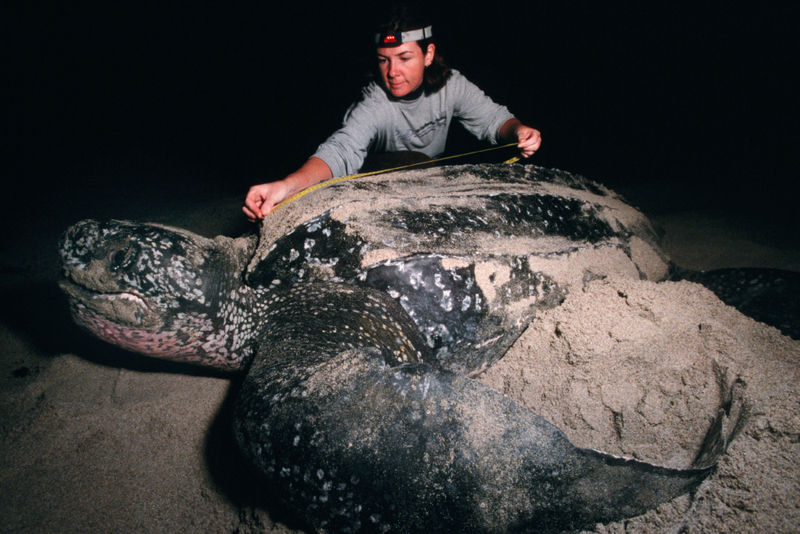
[362, 253, 567, 376]
[234, 283, 726, 534]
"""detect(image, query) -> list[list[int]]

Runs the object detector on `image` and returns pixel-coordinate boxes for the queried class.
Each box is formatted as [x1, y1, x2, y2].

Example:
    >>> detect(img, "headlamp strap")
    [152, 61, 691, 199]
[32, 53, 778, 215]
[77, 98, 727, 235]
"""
[375, 25, 433, 46]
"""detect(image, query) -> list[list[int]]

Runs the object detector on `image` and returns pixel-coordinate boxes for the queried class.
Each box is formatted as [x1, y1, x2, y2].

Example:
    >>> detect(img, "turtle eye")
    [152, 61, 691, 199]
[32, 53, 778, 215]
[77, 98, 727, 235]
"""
[109, 246, 135, 272]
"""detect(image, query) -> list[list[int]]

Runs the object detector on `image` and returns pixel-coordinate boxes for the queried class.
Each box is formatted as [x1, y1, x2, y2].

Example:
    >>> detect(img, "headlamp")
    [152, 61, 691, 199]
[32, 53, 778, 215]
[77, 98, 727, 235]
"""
[375, 25, 433, 47]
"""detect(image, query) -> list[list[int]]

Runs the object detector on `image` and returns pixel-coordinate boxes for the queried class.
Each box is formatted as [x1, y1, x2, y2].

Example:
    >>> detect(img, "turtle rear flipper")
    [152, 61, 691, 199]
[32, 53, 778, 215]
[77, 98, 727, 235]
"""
[673, 267, 800, 340]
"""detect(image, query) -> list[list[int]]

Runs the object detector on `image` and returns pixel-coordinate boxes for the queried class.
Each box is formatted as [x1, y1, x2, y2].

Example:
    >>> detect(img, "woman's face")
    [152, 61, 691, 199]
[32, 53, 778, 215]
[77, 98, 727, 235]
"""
[376, 41, 435, 98]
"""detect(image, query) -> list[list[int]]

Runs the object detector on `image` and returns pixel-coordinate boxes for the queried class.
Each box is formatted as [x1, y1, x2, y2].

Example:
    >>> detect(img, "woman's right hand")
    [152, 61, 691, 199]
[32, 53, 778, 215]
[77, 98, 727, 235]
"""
[242, 180, 294, 221]
[243, 157, 334, 222]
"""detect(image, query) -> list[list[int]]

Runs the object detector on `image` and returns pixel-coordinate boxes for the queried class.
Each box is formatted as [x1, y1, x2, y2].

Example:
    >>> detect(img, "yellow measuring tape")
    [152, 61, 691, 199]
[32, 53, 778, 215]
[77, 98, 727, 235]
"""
[271, 142, 522, 213]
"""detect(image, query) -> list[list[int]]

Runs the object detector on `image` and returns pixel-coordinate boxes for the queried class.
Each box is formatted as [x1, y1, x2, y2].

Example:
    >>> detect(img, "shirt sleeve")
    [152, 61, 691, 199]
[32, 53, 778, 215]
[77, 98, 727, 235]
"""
[449, 71, 516, 144]
[312, 86, 384, 178]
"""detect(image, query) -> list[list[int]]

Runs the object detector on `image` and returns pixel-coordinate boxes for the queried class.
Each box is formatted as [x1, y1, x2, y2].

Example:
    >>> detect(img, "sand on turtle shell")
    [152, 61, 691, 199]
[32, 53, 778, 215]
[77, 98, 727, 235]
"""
[1, 186, 799, 533]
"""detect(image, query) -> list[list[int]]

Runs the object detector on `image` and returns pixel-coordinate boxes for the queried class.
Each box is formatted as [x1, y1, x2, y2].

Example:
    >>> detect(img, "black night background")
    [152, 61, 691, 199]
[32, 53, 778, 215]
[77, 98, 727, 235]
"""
[6, 1, 798, 236]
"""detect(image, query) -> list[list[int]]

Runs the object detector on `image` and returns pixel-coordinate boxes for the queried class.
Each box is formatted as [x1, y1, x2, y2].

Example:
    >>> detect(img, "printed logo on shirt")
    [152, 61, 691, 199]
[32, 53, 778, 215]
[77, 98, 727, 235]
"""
[396, 116, 448, 143]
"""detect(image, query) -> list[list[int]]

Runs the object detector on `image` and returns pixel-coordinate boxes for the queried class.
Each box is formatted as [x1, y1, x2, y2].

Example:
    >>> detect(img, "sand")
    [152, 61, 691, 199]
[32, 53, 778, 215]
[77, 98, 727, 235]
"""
[1, 177, 799, 533]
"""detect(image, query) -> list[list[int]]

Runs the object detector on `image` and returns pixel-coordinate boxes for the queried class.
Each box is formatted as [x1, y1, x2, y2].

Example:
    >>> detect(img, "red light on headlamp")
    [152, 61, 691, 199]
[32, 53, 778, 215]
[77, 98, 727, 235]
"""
[375, 26, 433, 47]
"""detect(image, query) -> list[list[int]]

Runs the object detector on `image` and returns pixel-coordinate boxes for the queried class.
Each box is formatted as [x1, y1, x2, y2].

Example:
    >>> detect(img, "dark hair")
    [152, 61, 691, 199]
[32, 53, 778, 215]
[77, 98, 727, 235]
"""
[375, 4, 452, 94]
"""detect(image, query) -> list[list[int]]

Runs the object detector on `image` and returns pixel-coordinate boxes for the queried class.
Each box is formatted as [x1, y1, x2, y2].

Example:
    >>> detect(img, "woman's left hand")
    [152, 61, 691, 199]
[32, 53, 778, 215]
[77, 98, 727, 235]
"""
[514, 125, 542, 158]
[500, 119, 542, 158]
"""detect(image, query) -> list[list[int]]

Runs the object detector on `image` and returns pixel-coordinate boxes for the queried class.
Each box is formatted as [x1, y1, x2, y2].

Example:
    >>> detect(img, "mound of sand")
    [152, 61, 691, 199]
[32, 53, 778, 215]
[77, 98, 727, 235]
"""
[483, 275, 800, 533]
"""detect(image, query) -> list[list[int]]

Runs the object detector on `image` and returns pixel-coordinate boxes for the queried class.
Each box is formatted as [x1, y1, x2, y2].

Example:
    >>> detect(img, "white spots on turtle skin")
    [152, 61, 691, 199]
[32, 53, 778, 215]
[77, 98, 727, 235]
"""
[474, 332, 506, 350]
[433, 272, 446, 289]
[418, 374, 432, 400]
[408, 270, 423, 290]
[439, 289, 454, 312]
[238, 383, 384, 533]
[305, 219, 323, 233]
[266, 216, 357, 286]
[424, 323, 451, 348]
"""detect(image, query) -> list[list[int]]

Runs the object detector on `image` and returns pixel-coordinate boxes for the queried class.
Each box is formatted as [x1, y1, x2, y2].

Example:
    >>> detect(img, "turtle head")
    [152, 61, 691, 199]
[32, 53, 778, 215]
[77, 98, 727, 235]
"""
[59, 219, 258, 371]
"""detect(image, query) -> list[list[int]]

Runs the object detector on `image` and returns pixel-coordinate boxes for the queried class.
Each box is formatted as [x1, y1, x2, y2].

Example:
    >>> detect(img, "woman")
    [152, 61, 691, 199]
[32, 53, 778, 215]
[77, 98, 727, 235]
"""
[243, 8, 541, 221]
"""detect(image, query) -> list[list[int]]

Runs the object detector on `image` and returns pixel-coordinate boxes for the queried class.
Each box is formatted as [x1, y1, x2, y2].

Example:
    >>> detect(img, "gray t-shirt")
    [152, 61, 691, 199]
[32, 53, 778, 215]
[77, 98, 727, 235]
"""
[312, 70, 516, 177]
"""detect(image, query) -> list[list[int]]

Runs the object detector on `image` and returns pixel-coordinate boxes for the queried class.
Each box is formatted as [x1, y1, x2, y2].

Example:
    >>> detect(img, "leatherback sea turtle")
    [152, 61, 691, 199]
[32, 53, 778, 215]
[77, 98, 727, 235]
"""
[59, 164, 733, 534]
